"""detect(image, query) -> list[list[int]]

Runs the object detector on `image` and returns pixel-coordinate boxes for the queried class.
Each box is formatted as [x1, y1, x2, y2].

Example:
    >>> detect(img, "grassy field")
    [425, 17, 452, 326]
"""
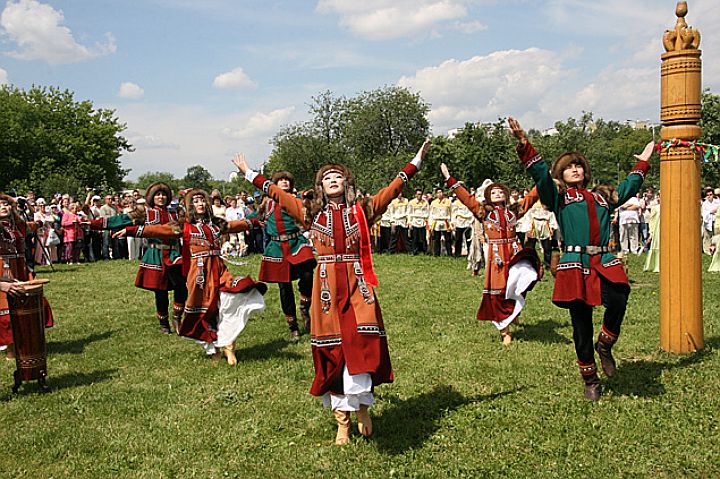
[0, 253, 718, 478]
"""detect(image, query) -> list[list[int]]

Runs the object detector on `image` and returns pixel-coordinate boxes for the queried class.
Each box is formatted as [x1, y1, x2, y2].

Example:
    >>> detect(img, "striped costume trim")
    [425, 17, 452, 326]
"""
[449, 181, 463, 191]
[397, 171, 409, 184]
[261, 255, 283, 263]
[525, 154, 543, 169]
[310, 336, 342, 348]
[629, 168, 646, 179]
[578, 361, 597, 376]
[184, 306, 208, 314]
[139, 262, 163, 271]
[602, 258, 622, 268]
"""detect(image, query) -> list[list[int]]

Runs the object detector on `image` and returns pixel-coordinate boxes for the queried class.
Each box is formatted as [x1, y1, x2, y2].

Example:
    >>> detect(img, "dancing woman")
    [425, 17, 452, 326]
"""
[233, 140, 431, 445]
[252, 171, 316, 339]
[440, 165, 541, 345]
[116, 189, 267, 365]
[89, 183, 188, 334]
[509, 117, 654, 401]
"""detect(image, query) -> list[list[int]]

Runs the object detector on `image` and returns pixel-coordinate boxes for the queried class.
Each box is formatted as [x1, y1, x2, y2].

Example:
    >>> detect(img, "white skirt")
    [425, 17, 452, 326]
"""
[491, 259, 538, 331]
[195, 287, 266, 353]
[322, 365, 375, 411]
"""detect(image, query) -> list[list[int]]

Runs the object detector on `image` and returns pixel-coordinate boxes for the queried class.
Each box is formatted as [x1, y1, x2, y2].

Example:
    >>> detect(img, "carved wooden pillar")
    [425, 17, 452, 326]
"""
[660, 1, 703, 353]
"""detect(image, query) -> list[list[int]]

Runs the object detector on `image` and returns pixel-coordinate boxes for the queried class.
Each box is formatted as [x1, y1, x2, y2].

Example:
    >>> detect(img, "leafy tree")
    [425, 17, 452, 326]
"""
[700, 89, 720, 186]
[0, 85, 131, 197]
[182, 165, 213, 191]
[134, 171, 180, 192]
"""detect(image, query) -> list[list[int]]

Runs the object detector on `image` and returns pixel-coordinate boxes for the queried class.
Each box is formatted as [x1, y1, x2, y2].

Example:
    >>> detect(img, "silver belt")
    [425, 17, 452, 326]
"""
[565, 245, 609, 255]
[270, 231, 302, 242]
[317, 254, 360, 264]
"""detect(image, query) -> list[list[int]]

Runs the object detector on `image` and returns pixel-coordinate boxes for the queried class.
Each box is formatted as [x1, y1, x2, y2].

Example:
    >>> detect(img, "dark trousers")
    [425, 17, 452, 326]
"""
[433, 230, 452, 256]
[525, 237, 552, 268]
[153, 266, 189, 315]
[453, 227, 470, 257]
[390, 226, 409, 253]
[410, 227, 427, 255]
[568, 278, 630, 364]
[378, 226, 391, 253]
[278, 261, 315, 317]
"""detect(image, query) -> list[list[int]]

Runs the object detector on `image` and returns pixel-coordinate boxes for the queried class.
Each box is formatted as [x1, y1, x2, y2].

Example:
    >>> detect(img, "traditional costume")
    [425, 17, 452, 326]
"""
[0, 194, 54, 351]
[124, 189, 266, 363]
[242, 155, 421, 444]
[389, 195, 410, 253]
[429, 196, 452, 256]
[89, 182, 188, 334]
[451, 197, 473, 257]
[407, 196, 429, 254]
[518, 139, 649, 399]
[253, 171, 316, 337]
[643, 202, 660, 273]
[445, 179, 540, 343]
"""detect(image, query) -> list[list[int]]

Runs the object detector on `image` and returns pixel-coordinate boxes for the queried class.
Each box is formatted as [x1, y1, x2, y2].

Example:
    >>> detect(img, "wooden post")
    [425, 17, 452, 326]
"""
[659, 1, 703, 353]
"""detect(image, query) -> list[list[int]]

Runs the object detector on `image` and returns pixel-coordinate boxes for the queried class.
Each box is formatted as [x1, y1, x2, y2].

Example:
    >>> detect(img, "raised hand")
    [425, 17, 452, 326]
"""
[417, 138, 432, 160]
[440, 163, 451, 180]
[508, 117, 527, 145]
[634, 141, 656, 162]
[232, 153, 250, 174]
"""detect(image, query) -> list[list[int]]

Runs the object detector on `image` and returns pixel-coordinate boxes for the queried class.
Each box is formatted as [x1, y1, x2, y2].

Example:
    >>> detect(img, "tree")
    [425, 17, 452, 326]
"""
[135, 171, 180, 192]
[182, 165, 213, 191]
[0, 85, 131, 197]
[700, 89, 720, 186]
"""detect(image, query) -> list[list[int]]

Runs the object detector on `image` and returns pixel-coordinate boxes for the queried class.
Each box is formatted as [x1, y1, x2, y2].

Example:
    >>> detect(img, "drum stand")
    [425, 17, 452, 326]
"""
[12, 369, 50, 394]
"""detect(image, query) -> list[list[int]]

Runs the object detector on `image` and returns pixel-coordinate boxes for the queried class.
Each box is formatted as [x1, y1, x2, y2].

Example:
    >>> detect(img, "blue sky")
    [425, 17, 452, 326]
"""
[1, 0, 718, 181]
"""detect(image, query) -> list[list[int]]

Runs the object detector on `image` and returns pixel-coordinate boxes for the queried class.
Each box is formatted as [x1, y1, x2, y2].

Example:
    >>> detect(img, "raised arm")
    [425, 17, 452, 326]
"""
[509, 117, 559, 212]
[232, 153, 307, 227]
[122, 224, 180, 241]
[87, 213, 134, 231]
[369, 139, 431, 223]
[440, 163, 485, 220]
[614, 142, 654, 209]
[225, 218, 257, 234]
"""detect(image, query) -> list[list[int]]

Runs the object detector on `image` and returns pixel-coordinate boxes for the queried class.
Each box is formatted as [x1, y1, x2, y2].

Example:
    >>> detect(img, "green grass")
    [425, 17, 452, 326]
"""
[0, 254, 718, 478]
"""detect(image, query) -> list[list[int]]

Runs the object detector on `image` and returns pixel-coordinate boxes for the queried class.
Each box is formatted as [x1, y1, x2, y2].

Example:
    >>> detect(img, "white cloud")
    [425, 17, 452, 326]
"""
[0, 0, 116, 64]
[126, 133, 179, 150]
[316, 0, 469, 40]
[212, 67, 258, 90]
[453, 20, 486, 34]
[222, 107, 295, 139]
[118, 82, 145, 99]
[0, 68, 7, 84]
[398, 48, 574, 132]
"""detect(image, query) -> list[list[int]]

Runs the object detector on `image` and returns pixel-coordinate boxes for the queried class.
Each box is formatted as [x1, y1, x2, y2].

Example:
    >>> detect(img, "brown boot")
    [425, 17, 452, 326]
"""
[356, 405, 373, 437]
[333, 410, 351, 446]
[172, 303, 184, 335]
[299, 296, 311, 333]
[224, 342, 237, 366]
[157, 313, 171, 334]
[594, 341, 616, 378]
[579, 361, 601, 401]
[286, 315, 300, 340]
[500, 327, 512, 346]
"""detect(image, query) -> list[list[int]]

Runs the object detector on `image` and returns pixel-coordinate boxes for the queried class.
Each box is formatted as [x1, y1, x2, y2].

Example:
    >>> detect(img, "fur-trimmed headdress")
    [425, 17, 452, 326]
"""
[145, 182, 173, 208]
[271, 170, 295, 190]
[551, 152, 591, 190]
[592, 184, 619, 205]
[483, 183, 510, 207]
[0, 193, 21, 223]
[303, 163, 374, 225]
[183, 188, 229, 231]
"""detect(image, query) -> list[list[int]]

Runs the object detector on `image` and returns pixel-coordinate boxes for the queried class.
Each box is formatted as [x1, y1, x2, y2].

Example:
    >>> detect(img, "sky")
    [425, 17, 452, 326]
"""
[1, 0, 718, 182]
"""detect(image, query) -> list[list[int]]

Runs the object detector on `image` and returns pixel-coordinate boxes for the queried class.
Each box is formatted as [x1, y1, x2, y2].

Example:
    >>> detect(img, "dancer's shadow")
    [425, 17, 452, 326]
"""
[516, 319, 572, 345]
[374, 384, 522, 455]
[48, 330, 116, 355]
[607, 336, 718, 398]
[235, 338, 303, 363]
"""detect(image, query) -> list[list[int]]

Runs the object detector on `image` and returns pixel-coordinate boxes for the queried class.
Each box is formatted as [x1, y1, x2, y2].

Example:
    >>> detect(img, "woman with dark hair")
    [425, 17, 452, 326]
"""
[233, 140, 430, 445]
[440, 165, 541, 345]
[88, 182, 189, 334]
[116, 189, 266, 364]
[509, 116, 654, 401]
[252, 170, 316, 339]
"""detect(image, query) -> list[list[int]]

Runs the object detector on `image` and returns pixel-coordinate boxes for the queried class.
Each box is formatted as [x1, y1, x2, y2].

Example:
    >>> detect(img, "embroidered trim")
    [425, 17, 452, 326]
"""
[578, 361, 597, 376]
[449, 181, 463, 191]
[310, 335, 342, 347]
[262, 180, 272, 194]
[602, 258, 622, 268]
[563, 190, 585, 205]
[357, 324, 381, 334]
[629, 169, 646, 179]
[525, 154, 543, 169]
[397, 171, 409, 184]
[184, 306, 208, 314]
[261, 255, 283, 263]
[139, 262, 163, 271]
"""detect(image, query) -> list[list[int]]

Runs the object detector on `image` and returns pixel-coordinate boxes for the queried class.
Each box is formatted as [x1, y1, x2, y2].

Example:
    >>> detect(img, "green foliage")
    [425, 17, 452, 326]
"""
[133, 171, 180, 192]
[268, 86, 430, 192]
[0, 85, 131, 197]
[182, 165, 213, 191]
[2, 255, 719, 478]
[700, 89, 720, 186]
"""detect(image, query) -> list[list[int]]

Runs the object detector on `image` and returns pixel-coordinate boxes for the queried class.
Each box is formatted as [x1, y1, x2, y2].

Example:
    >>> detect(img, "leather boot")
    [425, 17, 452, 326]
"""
[356, 404, 373, 437]
[333, 410, 351, 446]
[595, 341, 616, 378]
[286, 315, 300, 340]
[224, 342, 237, 366]
[172, 303, 184, 335]
[579, 361, 601, 401]
[299, 297, 311, 333]
[500, 327, 512, 346]
[157, 313, 171, 334]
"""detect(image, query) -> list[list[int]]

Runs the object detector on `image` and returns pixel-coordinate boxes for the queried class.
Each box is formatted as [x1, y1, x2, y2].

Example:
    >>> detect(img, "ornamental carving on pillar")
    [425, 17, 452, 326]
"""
[663, 1, 701, 52]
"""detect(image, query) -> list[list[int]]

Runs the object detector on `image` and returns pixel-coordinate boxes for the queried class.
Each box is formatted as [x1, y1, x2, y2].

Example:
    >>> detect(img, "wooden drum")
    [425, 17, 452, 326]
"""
[8, 280, 50, 393]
